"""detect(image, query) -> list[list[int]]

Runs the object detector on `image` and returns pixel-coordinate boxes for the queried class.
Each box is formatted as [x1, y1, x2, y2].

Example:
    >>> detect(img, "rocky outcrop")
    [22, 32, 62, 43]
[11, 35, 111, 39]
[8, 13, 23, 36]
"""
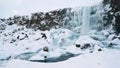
[1, 0, 119, 34]
[103, 0, 120, 34]
[0, 5, 104, 32]
[0, 8, 75, 31]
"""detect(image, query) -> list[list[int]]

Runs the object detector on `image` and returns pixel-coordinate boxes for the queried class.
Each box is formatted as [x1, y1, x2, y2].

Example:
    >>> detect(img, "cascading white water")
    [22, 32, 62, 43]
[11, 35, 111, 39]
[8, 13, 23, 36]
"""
[81, 6, 91, 34]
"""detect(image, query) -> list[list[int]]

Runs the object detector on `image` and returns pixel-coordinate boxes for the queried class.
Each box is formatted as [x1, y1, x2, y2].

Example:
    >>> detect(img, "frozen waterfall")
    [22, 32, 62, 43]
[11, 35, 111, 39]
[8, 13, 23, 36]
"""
[81, 6, 91, 34]
[66, 1, 104, 34]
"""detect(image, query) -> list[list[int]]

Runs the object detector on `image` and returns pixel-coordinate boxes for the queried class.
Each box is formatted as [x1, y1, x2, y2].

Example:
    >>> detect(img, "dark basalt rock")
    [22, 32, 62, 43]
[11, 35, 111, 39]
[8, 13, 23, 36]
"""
[98, 48, 102, 51]
[41, 33, 47, 39]
[0, 7, 75, 31]
[43, 46, 49, 52]
[103, 0, 120, 34]
[10, 39, 16, 43]
[75, 44, 81, 48]
[0, 24, 5, 30]
[81, 44, 91, 49]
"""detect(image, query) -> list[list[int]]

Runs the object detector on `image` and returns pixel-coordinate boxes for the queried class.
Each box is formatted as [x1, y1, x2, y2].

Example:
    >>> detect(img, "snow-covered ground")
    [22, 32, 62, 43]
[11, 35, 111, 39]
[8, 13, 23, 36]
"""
[0, 22, 120, 68]
[1, 49, 120, 68]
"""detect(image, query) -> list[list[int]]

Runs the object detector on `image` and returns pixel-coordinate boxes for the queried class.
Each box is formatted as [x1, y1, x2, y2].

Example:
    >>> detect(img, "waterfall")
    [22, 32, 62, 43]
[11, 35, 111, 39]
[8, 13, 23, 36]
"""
[60, 1, 103, 34]
[71, 2, 103, 34]
[81, 6, 91, 34]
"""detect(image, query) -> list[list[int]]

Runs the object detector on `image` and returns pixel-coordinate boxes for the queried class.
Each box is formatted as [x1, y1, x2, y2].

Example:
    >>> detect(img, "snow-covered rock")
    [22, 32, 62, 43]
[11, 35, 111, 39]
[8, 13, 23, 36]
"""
[108, 38, 120, 48]
[74, 36, 103, 53]
[100, 30, 110, 37]
[108, 34, 116, 40]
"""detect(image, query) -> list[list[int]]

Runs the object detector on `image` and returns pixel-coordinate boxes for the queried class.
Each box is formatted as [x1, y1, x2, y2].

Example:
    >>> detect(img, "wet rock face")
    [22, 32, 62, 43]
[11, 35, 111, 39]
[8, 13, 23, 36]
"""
[103, 0, 120, 34]
[111, 0, 120, 34]
[110, 0, 120, 33]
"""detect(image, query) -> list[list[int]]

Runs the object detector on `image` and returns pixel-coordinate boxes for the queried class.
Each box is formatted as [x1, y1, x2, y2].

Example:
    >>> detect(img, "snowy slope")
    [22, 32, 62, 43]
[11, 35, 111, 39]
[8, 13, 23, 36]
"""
[0, 20, 120, 65]
[1, 49, 120, 68]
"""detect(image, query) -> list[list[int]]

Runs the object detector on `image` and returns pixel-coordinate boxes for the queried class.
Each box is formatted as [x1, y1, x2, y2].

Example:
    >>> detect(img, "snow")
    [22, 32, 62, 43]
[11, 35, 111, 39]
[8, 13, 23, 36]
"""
[0, 23, 120, 65]
[0, 0, 120, 68]
[0, 24, 120, 68]
[1, 49, 120, 68]
[0, 21, 120, 64]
